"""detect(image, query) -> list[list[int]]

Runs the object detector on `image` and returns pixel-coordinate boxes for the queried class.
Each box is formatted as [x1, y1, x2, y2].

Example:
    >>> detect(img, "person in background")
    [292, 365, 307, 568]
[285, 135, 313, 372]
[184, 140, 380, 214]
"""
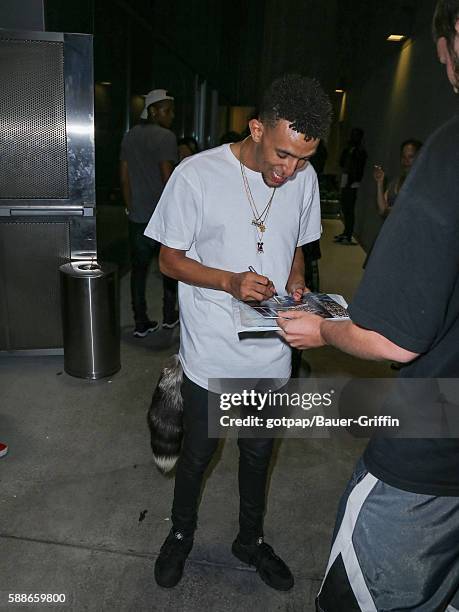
[334, 127, 367, 245]
[120, 89, 179, 336]
[178, 136, 199, 161]
[364, 138, 423, 274]
[278, 1, 459, 608]
[373, 138, 423, 217]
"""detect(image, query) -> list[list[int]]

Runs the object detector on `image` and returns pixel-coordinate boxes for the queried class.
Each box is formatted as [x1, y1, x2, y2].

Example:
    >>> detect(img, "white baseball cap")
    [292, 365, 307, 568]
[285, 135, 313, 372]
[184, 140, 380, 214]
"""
[140, 89, 174, 119]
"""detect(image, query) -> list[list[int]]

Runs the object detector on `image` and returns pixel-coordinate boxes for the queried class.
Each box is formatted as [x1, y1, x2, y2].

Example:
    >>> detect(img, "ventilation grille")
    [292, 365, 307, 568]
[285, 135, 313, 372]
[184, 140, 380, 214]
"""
[0, 38, 68, 199]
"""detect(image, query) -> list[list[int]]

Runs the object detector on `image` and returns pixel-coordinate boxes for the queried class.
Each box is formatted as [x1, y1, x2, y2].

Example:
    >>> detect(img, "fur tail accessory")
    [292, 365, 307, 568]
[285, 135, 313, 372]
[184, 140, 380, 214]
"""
[147, 354, 184, 473]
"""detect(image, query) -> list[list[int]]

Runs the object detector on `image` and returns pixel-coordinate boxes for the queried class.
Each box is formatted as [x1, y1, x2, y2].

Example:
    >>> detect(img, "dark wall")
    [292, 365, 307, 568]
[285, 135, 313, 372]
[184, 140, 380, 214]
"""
[259, 0, 340, 96]
[148, 0, 265, 105]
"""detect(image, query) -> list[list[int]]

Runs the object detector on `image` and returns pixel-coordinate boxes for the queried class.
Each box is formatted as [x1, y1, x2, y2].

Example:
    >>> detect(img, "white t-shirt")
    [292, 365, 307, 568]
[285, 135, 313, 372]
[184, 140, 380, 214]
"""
[145, 144, 321, 390]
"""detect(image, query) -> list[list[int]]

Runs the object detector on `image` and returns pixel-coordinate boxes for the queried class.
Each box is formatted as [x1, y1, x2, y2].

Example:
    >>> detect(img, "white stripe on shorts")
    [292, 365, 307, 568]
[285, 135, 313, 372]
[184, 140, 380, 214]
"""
[318, 472, 378, 612]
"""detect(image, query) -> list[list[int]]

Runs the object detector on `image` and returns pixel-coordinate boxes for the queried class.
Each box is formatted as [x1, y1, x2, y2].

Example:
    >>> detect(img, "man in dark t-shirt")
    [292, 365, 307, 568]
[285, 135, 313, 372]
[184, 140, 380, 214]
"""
[278, 2, 459, 609]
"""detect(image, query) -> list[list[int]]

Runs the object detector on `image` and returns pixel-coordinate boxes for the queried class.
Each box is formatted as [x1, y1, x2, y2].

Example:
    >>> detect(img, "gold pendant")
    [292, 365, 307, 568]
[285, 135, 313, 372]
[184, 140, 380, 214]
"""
[251, 220, 266, 232]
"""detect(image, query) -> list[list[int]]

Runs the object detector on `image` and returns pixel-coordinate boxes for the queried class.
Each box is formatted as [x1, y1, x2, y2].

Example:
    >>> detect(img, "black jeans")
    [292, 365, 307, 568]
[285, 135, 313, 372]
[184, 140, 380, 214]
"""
[128, 221, 177, 323]
[340, 187, 358, 239]
[171, 376, 274, 541]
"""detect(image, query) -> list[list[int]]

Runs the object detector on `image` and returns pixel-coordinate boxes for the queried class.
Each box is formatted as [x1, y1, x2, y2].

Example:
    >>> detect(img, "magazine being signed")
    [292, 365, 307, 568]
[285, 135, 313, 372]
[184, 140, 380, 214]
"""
[233, 293, 349, 333]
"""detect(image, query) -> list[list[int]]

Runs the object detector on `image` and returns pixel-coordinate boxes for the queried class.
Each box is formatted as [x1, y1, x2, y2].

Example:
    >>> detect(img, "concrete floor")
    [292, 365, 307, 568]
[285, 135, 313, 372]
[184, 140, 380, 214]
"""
[0, 219, 392, 612]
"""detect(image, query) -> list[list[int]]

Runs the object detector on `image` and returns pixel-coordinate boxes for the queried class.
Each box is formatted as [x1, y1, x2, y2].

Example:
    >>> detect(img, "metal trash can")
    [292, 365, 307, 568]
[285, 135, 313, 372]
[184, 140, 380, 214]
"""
[59, 261, 120, 379]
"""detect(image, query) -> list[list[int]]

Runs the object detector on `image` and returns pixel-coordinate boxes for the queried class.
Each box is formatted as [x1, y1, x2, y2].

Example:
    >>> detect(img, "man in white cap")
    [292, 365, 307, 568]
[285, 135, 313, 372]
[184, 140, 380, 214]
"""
[120, 89, 179, 336]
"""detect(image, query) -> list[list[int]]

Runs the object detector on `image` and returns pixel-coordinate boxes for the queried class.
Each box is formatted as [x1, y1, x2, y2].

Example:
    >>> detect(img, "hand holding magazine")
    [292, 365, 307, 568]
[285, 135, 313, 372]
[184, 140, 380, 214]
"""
[233, 293, 349, 333]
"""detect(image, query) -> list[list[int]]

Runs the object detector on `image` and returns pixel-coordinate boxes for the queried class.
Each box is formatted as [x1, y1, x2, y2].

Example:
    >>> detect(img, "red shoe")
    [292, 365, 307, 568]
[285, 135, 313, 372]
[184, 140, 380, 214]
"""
[0, 442, 8, 457]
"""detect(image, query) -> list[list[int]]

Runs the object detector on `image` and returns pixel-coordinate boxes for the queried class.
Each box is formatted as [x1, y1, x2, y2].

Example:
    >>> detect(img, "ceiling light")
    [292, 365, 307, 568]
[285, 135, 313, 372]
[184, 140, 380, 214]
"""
[335, 89, 344, 93]
[100, 81, 112, 86]
[387, 35, 406, 42]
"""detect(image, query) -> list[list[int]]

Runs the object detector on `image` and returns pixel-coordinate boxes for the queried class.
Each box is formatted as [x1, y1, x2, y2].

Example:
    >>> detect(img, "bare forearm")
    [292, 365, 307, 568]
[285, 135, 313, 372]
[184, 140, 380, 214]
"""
[320, 320, 418, 363]
[159, 245, 278, 301]
[160, 251, 231, 291]
[159, 248, 277, 302]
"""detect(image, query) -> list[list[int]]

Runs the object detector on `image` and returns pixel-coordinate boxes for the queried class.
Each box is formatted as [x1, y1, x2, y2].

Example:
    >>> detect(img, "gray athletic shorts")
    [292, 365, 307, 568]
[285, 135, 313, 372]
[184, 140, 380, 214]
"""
[317, 458, 459, 611]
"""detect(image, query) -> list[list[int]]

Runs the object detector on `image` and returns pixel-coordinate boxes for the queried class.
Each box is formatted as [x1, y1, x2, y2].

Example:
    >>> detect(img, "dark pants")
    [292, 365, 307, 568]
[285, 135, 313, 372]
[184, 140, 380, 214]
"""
[128, 221, 177, 323]
[340, 187, 358, 239]
[171, 376, 274, 541]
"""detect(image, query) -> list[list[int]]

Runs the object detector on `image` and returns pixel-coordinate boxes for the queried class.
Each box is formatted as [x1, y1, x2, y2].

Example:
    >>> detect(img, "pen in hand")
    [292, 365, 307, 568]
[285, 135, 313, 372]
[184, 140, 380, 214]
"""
[248, 266, 281, 303]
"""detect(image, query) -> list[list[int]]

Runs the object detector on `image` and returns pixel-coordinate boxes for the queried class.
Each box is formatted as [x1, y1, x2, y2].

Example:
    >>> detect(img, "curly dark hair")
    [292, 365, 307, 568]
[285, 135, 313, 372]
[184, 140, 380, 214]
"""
[259, 74, 332, 140]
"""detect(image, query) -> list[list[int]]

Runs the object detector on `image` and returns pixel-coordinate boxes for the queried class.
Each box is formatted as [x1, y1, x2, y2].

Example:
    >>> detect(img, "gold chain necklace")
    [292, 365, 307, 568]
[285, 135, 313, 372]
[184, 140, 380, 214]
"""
[239, 140, 276, 254]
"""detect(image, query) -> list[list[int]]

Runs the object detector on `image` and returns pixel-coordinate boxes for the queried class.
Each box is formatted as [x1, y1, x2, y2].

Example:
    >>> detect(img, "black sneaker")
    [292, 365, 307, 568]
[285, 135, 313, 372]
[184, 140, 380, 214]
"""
[154, 529, 194, 588]
[133, 320, 159, 338]
[232, 536, 294, 591]
[333, 233, 346, 242]
[162, 311, 180, 329]
[341, 237, 358, 246]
